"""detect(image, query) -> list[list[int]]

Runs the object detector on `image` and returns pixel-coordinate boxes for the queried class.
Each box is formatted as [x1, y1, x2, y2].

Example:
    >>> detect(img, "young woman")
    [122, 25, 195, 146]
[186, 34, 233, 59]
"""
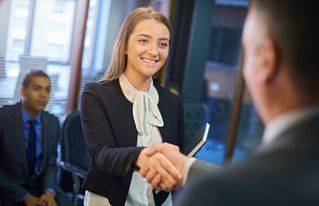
[80, 7, 185, 206]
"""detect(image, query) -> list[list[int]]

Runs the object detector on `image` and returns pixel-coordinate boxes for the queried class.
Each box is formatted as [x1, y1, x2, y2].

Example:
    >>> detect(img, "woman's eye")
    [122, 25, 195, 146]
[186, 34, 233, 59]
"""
[159, 42, 168, 48]
[138, 39, 148, 44]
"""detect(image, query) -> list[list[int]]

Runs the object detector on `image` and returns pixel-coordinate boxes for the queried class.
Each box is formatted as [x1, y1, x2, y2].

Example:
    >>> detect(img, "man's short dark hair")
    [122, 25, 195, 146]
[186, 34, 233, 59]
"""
[22, 69, 50, 88]
[249, 0, 319, 92]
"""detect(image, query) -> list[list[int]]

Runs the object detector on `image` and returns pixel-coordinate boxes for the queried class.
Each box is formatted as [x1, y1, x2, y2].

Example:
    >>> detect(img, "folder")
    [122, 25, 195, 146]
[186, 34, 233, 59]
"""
[182, 123, 210, 157]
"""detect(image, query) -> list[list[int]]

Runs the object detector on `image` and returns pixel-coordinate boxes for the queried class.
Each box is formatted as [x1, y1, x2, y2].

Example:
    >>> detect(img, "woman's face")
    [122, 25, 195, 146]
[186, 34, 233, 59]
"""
[125, 19, 170, 84]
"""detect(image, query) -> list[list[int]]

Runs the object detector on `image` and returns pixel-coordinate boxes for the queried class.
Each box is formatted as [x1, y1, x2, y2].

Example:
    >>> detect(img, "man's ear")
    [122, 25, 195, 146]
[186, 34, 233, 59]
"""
[20, 88, 24, 97]
[259, 38, 279, 83]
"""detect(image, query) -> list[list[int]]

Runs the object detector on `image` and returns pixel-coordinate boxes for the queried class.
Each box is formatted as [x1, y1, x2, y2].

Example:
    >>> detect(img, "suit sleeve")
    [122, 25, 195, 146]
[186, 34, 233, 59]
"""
[0, 110, 29, 203]
[175, 172, 223, 206]
[0, 171, 29, 203]
[42, 116, 59, 191]
[80, 83, 143, 176]
[188, 159, 221, 179]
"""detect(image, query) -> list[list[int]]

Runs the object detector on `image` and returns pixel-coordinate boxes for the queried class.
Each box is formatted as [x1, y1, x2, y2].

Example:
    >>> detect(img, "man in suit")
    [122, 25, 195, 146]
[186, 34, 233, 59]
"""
[141, 0, 319, 205]
[0, 70, 71, 206]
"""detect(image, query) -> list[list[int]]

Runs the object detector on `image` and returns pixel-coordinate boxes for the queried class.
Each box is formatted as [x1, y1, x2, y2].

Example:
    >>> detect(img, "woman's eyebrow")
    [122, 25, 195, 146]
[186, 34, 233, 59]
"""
[137, 34, 169, 41]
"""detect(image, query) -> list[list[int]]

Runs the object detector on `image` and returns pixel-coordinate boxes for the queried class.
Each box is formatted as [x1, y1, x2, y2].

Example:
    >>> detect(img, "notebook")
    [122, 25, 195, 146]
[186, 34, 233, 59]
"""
[182, 123, 210, 157]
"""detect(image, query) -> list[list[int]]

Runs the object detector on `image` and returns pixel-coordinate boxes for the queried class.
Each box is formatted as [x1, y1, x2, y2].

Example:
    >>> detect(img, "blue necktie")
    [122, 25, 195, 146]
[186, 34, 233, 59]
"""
[27, 119, 36, 176]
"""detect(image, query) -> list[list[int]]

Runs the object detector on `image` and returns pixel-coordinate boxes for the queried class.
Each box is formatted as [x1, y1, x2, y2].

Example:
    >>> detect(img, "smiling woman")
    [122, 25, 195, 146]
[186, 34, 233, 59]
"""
[80, 7, 185, 206]
[125, 18, 170, 91]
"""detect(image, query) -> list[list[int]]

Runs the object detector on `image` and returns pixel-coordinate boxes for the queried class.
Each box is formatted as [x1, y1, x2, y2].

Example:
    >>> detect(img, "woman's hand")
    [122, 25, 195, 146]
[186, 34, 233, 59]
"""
[135, 147, 182, 191]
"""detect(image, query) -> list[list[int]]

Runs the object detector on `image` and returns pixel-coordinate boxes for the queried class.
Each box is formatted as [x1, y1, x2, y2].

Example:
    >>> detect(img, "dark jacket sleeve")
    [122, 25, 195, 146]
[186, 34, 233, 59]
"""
[189, 160, 220, 178]
[0, 172, 28, 203]
[0, 106, 29, 203]
[80, 83, 143, 176]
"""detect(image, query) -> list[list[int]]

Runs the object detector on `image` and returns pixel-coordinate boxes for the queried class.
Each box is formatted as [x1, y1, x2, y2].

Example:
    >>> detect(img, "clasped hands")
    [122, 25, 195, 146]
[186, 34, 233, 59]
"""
[135, 143, 189, 192]
[24, 191, 57, 206]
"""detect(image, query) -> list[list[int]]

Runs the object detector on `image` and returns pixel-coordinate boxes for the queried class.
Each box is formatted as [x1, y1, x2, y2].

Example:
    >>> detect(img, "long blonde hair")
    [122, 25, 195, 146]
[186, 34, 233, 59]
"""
[98, 7, 172, 86]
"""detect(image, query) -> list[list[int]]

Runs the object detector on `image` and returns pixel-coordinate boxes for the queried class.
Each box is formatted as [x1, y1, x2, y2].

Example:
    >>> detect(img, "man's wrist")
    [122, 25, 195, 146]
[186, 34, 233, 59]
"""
[182, 157, 197, 186]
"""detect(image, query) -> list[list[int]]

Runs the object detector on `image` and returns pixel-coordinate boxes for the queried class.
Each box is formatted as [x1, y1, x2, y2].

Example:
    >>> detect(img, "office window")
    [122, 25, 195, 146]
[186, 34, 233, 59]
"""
[31, 0, 75, 62]
[82, 0, 98, 71]
[11, 39, 24, 54]
[181, 1, 263, 165]
[53, 1, 66, 14]
[5, 0, 30, 61]
[0, 0, 76, 119]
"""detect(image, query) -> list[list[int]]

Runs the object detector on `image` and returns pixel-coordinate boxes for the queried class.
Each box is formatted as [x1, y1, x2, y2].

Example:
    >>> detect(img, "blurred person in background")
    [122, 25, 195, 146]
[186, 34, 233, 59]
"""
[0, 70, 72, 206]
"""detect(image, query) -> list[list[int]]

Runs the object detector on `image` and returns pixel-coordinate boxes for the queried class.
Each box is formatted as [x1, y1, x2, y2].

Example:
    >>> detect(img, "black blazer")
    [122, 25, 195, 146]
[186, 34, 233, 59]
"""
[80, 79, 184, 206]
[0, 103, 59, 204]
[176, 113, 319, 206]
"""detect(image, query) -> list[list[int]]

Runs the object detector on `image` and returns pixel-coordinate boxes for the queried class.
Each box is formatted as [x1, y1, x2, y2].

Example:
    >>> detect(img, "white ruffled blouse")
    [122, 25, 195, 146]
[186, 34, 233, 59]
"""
[119, 74, 172, 206]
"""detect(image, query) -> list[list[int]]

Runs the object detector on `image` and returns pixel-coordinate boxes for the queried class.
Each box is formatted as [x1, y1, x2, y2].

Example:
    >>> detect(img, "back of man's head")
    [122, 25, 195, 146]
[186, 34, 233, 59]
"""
[22, 69, 50, 88]
[249, 0, 319, 93]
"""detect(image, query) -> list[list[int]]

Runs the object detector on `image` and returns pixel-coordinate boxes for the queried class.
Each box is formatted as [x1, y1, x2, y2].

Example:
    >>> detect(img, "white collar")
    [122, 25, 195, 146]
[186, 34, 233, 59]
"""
[262, 105, 319, 146]
[119, 74, 158, 104]
[119, 74, 163, 138]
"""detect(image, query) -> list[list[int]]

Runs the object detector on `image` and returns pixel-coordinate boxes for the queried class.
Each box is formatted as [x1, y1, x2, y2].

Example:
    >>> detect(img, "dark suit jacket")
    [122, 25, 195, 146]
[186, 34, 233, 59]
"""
[177, 113, 319, 206]
[0, 103, 59, 205]
[80, 79, 184, 206]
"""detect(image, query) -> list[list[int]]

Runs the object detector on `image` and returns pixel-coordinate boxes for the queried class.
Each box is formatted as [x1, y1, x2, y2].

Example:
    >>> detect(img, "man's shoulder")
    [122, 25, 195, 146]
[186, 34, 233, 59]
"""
[42, 110, 59, 123]
[0, 103, 18, 110]
[0, 103, 19, 116]
[199, 149, 297, 183]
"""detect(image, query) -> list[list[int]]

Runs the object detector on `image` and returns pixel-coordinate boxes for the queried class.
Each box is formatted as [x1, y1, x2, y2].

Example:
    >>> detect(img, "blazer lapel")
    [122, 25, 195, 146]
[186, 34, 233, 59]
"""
[13, 104, 28, 175]
[39, 114, 49, 173]
[157, 95, 174, 143]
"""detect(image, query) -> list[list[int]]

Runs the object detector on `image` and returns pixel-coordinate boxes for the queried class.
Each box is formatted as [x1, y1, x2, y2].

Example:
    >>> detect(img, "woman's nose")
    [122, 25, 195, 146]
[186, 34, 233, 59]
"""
[147, 43, 159, 56]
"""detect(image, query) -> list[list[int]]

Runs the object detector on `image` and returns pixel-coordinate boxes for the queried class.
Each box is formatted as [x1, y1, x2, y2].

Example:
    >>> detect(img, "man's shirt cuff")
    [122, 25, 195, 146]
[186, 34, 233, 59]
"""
[45, 188, 56, 196]
[22, 193, 30, 203]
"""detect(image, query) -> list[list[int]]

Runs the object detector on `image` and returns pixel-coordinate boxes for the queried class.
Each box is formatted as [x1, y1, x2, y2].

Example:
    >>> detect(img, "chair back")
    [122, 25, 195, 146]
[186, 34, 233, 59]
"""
[61, 111, 90, 174]
[184, 103, 205, 139]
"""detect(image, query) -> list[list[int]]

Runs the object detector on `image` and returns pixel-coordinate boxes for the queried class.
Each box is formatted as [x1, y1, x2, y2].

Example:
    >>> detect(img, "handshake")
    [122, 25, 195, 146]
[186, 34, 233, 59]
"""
[135, 143, 191, 192]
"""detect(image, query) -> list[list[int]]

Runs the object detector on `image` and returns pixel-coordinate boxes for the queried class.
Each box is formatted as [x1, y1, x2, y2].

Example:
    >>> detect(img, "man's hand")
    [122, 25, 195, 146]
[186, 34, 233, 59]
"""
[23, 194, 40, 206]
[38, 191, 57, 206]
[140, 143, 189, 191]
[135, 147, 182, 192]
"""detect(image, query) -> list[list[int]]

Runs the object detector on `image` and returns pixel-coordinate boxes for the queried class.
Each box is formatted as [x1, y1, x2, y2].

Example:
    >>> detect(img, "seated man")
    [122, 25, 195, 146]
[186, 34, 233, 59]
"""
[0, 70, 71, 206]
